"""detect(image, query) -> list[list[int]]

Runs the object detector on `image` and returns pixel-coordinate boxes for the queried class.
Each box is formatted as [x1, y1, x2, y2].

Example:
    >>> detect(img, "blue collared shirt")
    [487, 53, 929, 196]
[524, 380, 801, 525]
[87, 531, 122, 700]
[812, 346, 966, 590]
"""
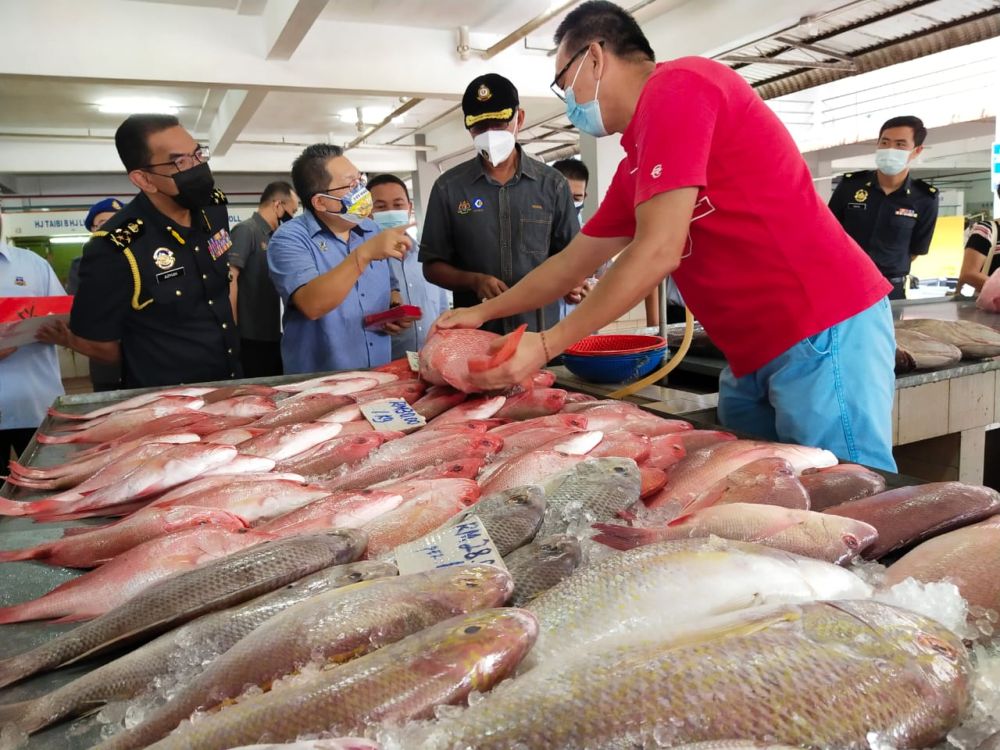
[0, 243, 66, 429]
[267, 211, 395, 374]
[388, 248, 450, 360]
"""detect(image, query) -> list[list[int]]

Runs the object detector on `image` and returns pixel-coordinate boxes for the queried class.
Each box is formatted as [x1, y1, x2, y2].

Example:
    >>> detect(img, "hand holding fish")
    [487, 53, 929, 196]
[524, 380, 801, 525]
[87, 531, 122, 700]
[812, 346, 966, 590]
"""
[466, 330, 547, 391]
[429, 305, 488, 338]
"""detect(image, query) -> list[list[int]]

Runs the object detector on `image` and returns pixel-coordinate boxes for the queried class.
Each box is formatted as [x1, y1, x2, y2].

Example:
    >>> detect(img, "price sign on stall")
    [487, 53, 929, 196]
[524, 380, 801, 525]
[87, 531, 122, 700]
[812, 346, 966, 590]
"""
[395, 515, 507, 575]
[406, 351, 420, 372]
[360, 397, 426, 433]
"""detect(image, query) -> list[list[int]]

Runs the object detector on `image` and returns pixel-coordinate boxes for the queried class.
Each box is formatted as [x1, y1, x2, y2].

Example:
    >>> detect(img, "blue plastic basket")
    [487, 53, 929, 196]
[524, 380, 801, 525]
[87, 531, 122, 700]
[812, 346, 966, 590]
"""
[562, 347, 667, 384]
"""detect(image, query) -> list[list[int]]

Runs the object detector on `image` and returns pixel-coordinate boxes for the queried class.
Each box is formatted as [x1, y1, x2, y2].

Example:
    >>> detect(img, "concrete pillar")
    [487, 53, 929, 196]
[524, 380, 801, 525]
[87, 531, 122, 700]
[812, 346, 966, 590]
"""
[578, 133, 626, 223]
[411, 133, 440, 239]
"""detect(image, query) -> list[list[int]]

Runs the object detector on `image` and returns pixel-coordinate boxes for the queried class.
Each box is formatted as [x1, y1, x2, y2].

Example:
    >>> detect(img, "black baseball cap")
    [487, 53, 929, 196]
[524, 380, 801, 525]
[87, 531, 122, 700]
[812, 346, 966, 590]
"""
[462, 74, 519, 130]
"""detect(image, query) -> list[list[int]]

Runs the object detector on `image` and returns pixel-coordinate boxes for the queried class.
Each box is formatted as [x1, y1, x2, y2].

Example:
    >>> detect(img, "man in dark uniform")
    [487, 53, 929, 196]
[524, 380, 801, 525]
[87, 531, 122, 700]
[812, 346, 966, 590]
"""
[228, 181, 299, 378]
[419, 74, 579, 335]
[829, 115, 939, 300]
[38, 114, 241, 388]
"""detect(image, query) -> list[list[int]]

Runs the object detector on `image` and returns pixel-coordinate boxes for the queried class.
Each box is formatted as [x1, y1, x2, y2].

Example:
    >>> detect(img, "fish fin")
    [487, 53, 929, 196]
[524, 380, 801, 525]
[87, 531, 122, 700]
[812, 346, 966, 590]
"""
[48, 613, 95, 624]
[34, 433, 76, 445]
[591, 523, 660, 551]
[468, 324, 528, 373]
[666, 512, 695, 527]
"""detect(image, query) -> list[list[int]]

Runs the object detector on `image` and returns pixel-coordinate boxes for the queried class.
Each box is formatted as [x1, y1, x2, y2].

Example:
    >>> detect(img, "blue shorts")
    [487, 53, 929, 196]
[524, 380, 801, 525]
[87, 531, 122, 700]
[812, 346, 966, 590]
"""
[717, 298, 897, 472]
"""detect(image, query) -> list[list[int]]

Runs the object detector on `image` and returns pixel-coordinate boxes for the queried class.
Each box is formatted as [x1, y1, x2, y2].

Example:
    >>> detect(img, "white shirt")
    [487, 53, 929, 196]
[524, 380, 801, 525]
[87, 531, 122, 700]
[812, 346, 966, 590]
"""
[0, 243, 66, 430]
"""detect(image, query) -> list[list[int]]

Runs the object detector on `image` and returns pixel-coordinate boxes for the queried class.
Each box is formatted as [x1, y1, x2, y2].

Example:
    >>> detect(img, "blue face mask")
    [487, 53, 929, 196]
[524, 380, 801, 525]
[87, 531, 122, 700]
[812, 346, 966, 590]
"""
[373, 209, 410, 230]
[565, 51, 607, 138]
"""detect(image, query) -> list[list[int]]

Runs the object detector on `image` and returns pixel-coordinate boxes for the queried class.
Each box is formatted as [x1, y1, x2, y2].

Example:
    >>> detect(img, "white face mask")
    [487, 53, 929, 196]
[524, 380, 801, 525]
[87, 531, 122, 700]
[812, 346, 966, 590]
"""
[473, 124, 517, 167]
[875, 148, 912, 176]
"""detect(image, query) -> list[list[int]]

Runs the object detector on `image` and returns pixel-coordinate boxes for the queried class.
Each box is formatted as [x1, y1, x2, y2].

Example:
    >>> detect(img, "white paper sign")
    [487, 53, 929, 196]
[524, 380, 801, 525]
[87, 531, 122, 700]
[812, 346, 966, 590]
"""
[395, 515, 507, 575]
[406, 350, 420, 372]
[0, 314, 70, 349]
[360, 397, 426, 433]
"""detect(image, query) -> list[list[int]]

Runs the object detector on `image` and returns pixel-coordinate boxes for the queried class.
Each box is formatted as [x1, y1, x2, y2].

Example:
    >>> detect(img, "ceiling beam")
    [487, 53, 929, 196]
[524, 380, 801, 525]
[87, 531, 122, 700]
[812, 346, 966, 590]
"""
[210, 89, 268, 156]
[264, 0, 330, 60]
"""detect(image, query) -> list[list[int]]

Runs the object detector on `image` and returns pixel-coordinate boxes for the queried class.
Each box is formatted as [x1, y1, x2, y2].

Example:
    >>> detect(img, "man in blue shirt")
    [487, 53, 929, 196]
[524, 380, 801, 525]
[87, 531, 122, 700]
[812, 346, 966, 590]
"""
[368, 174, 450, 359]
[0, 213, 66, 476]
[267, 144, 414, 374]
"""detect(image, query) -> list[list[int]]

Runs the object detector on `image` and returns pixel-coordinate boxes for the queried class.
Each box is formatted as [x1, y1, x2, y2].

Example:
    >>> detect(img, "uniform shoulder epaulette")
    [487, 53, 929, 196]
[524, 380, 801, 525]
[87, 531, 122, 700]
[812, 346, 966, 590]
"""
[91, 230, 109, 238]
[106, 218, 145, 250]
[913, 178, 937, 194]
[210, 188, 228, 206]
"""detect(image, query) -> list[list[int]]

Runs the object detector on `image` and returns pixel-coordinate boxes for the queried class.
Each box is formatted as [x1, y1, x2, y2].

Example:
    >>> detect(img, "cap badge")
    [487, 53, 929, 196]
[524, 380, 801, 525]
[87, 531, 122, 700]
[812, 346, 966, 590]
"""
[477, 84, 492, 102]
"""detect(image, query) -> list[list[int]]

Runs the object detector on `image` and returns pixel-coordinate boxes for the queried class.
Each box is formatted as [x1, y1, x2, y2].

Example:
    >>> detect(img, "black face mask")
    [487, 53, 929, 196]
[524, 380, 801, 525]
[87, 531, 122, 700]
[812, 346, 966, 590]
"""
[171, 162, 215, 210]
[277, 209, 294, 224]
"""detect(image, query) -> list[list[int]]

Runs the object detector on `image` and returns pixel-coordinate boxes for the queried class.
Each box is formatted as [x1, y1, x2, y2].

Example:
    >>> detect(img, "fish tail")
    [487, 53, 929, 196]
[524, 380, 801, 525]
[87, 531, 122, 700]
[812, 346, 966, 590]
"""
[0, 545, 47, 563]
[591, 523, 662, 551]
[0, 699, 33, 731]
[1, 475, 58, 490]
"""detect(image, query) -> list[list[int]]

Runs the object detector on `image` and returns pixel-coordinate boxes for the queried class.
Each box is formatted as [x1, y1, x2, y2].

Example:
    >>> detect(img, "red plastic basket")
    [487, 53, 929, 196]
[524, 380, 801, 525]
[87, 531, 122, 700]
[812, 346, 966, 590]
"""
[565, 334, 667, 357]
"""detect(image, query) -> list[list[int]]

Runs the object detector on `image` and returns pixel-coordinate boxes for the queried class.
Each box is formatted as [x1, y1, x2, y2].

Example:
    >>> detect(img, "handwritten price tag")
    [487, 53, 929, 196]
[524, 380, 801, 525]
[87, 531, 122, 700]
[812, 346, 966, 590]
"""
[395, 515, 508, 575]
[406, 351, 420, 372]
[360, 397, 426, 433]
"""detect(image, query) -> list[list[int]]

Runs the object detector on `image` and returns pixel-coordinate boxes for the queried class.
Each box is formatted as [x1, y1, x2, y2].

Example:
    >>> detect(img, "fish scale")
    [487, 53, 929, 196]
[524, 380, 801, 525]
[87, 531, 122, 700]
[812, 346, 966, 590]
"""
[535, 457, 642, 538]
[140, 609, 537, 750]
[504, 533, 582, 607]
[0, 561, 397, 737]
[101, 566, 514, 750]
[525, 539, 872, 666]
[425, 600, 970, 749]
[0, 530, 368, 690]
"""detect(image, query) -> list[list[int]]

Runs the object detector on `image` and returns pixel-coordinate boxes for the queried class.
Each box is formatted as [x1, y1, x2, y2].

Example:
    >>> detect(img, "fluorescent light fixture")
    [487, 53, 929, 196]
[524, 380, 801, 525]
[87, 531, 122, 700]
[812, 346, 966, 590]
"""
[49, 234, 92, 244]
[98, 97, 179, 115]
[337, 106, 392, 123]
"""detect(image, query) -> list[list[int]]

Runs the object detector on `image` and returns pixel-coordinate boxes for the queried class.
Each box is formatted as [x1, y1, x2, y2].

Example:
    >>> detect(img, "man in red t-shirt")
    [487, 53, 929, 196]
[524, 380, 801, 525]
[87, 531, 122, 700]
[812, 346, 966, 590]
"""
[433, 0, 897, 471]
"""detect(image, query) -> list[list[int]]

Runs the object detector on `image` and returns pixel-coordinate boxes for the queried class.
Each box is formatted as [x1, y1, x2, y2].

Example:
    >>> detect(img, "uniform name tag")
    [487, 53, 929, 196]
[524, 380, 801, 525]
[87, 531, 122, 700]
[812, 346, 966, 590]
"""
[156, 267, 186, 283]
[395, 515, 507, 574]
[208, 229, 233, 260]
[360, 397, 426, 433]
[847, 203, 867, 211]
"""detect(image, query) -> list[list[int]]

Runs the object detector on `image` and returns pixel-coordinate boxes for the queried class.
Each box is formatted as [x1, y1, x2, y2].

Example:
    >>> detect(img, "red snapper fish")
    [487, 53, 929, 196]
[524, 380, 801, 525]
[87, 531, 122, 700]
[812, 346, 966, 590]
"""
[0, 527, 270, 624]
[46, 388, 213, 421]
[420, 325, 527, 392]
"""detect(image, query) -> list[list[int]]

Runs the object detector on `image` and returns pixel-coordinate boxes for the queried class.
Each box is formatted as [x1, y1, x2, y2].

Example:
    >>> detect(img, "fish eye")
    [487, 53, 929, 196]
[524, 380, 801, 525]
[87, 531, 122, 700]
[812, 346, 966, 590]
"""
[464, 625, 481, 634]
[463, 579, 481, 589]
[613, 466, 626, 474]
[843, 535, 860, 549]
[347, 571, 363, 581]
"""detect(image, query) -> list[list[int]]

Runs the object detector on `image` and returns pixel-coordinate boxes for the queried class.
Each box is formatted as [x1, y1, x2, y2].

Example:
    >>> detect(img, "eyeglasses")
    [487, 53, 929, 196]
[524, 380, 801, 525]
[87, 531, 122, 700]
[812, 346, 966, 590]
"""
[550, 41, 603, 102]
[324, 174, 368, 197]
[142, 146, 210, 173]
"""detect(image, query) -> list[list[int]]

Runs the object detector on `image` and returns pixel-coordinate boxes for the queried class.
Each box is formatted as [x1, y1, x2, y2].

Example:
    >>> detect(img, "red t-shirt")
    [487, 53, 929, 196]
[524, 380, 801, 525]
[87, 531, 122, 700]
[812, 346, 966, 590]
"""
[584, 57, 890, 377]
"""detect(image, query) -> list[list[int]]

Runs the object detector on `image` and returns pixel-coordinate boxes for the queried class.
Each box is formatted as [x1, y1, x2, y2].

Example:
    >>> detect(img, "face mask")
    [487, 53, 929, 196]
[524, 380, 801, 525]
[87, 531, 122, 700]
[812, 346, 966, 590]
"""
[277, 204, 294, 224]
[573, 200, 585, 210]
[565, 51, 607, 138]
[171, 162, 216, 210]
[320, 183, 373, 226]
[373, 209, 410, 230]
[875, 148, 912, 176]
[473, 125, 517, 167]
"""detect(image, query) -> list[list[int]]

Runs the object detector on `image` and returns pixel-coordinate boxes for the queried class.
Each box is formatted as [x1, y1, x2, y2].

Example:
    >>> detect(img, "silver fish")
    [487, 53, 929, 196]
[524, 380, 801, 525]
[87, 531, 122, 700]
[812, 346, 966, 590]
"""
[504, 533, 582, 607]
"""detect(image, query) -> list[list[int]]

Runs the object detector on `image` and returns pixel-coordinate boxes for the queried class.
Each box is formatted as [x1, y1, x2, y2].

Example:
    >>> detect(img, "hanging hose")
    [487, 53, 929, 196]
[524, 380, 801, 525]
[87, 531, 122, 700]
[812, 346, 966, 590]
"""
[607, 306, 694, 399]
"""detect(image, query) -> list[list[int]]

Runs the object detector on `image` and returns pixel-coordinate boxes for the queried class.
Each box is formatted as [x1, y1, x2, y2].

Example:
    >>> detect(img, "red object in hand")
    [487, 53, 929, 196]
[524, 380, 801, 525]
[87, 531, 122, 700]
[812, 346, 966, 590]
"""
[363, 305, 422, 331]
[0, 296, 74, 323]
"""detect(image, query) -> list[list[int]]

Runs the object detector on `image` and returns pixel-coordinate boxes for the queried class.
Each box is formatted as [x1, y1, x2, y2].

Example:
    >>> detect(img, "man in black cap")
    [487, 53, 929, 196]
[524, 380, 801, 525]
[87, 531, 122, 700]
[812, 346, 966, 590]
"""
[418, 73, 579, 335]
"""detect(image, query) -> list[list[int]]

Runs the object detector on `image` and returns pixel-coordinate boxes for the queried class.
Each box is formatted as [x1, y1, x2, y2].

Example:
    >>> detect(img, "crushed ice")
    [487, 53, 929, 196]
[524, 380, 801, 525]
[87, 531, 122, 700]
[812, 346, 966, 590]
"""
[874, 577, 970, 636]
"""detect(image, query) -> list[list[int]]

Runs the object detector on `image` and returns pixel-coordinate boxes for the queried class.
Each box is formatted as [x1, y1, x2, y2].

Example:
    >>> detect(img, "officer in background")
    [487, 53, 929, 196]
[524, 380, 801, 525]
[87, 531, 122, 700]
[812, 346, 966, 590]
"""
[66, 197, 125, 391]
[419, 73, 579, 335]
[829, 115, 939, 300]
[38, 114, 241, 388]
[229, 181, 299, 377]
